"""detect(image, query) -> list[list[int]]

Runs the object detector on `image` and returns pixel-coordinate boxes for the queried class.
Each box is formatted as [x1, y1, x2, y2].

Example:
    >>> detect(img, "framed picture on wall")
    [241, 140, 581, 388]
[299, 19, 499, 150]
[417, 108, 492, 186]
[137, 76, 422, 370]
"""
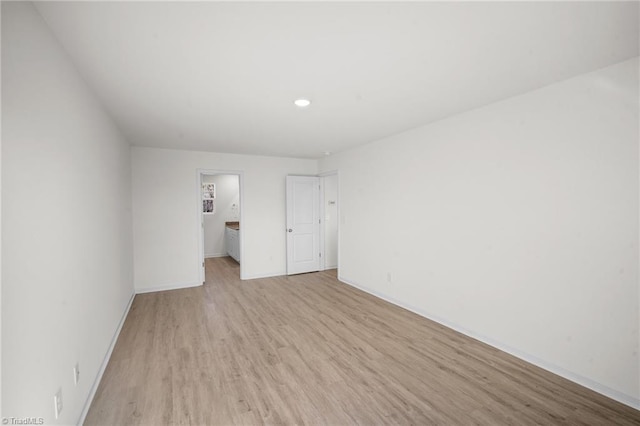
[202, 183, 216, 199]
[202, 183, 216, 214]
[203, 199, 215, 214]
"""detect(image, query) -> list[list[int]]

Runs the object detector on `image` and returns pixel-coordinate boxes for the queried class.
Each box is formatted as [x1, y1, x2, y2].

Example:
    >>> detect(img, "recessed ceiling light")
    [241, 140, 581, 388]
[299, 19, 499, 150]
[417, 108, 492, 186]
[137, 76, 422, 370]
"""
[294, 99, 311, 108]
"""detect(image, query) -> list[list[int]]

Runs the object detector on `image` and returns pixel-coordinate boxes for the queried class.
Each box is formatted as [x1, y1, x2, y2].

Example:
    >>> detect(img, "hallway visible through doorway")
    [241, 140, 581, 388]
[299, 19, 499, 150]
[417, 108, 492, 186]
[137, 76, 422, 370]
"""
[199, 171, 242, 283]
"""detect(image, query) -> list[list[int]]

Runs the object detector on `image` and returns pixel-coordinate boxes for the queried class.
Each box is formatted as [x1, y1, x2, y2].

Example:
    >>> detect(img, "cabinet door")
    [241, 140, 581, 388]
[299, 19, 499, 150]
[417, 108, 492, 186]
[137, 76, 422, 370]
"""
[225, 228, 240, 262]
[225, 228, 233, 257]
[232, 231, 240, 262]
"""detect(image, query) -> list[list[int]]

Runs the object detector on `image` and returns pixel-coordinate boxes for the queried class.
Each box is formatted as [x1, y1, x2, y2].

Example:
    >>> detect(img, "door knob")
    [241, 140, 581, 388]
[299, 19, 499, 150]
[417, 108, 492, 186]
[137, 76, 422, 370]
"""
[288, 229, 293, 232]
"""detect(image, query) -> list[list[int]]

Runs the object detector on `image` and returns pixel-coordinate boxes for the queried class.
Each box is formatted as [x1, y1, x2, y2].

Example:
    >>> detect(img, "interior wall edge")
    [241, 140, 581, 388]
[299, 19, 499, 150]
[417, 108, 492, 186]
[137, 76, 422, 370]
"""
[135, 281, 202, 295]
[242, 271, 287, 281]
[338, 274, 640, 411]
[77, 291, 135, 425]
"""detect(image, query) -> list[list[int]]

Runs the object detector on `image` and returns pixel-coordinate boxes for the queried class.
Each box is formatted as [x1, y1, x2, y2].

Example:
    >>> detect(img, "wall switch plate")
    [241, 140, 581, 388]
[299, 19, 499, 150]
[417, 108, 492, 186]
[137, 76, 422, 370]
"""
[54, 388, 63, 419]
[73, 363, 80, 385]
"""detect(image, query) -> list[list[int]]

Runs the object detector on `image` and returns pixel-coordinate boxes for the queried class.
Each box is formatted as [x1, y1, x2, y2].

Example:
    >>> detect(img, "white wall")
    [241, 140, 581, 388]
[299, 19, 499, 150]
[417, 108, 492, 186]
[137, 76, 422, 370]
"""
[0, 3, 3, 412]
[320, 58, 640, 407]
[2, 3, 134, 424]
[203, 174, 239, 258]
[132, 147, 317, 290]
[323, 174, 338, 269]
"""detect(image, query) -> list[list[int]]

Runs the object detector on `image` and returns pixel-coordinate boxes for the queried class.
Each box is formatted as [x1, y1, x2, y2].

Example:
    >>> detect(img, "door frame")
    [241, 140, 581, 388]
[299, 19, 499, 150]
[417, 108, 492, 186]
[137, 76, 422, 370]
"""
[197, 169, 245, 283]
[319, 170, 339, 272]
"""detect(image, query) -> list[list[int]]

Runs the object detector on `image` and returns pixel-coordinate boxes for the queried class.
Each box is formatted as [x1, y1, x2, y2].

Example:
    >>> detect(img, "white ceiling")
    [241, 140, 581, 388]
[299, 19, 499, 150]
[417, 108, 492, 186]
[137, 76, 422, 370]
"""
[35, 2, 639, 159]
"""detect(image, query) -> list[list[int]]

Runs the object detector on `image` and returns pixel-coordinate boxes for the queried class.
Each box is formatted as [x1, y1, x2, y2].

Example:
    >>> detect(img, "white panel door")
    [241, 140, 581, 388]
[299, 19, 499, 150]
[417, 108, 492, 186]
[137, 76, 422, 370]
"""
[286, 176, 320, 275]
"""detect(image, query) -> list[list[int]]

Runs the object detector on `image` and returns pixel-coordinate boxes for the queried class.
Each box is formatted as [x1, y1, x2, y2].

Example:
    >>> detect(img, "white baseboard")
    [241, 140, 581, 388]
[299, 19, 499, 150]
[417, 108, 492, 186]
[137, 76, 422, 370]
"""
[241, 271, 285, 281]
[77, 291, 135, 425]
[338, 275, 640, 411]
[135, 281, 202, 294]
[205, 253, 227, 259]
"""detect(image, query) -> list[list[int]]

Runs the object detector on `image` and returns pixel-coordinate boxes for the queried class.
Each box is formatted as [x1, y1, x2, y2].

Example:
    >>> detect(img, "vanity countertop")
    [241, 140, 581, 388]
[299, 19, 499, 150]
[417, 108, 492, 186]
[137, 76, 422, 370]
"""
[225, 221, 240, 230]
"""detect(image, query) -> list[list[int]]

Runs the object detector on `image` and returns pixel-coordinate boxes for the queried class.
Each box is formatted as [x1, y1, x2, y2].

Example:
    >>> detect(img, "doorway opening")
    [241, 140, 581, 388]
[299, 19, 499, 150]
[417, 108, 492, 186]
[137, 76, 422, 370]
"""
[198, 170, 244, 284]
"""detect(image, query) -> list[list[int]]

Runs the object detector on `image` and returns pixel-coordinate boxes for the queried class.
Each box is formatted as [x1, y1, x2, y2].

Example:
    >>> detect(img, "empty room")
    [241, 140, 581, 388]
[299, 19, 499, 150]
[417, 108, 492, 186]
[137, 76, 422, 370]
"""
[2, 1, 639, 425]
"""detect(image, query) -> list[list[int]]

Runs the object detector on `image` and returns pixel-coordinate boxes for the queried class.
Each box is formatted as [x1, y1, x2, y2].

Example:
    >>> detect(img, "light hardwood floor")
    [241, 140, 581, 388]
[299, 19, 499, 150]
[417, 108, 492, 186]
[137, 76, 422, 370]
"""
[85, 257, 640, 425]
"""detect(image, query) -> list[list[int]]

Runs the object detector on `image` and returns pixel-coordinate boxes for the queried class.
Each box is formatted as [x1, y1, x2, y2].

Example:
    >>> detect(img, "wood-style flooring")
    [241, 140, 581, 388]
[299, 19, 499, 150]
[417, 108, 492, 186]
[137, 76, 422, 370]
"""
[84, 257, 640, 425]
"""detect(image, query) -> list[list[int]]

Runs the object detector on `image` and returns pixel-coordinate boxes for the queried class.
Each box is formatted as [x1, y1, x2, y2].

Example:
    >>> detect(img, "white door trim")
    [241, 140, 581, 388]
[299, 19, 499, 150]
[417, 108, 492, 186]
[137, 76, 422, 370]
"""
[319, 177, 326, 271]
[196, 169, 245, 282]
[318, 170, 339, 272]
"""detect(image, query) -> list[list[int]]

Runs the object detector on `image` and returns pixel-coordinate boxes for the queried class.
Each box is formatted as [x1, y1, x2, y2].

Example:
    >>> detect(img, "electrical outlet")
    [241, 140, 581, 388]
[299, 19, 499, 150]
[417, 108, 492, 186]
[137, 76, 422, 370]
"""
[73, 363, 80, 385]
[54, 388, 63, 419]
